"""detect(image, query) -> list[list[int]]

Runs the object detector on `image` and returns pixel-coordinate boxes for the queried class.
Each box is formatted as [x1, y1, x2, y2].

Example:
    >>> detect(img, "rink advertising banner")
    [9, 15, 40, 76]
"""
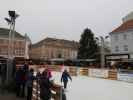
[89, 69, 108, 78]
[78, 68, 89, 76]
[69, 67, 78, 76]
[118, 70, 133, 83]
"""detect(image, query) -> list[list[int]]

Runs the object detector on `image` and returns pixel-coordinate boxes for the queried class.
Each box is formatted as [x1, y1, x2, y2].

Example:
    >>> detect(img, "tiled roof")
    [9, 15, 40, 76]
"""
[111, 19, 133, 33]
[0, 28, 25, 39]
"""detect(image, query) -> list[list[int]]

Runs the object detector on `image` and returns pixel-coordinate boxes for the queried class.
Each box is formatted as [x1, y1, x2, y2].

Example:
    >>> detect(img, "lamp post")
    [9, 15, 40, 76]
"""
[5, 10, 19, 83]
[96, 36, 109, 68]
[100, 36, 105, 68]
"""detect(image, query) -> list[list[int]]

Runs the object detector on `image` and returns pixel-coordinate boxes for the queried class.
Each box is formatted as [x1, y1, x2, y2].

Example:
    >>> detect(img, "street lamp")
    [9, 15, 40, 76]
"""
[5, 11, 19, 58]
[5, 17, 12, 58]
[5, 10, 19, 83]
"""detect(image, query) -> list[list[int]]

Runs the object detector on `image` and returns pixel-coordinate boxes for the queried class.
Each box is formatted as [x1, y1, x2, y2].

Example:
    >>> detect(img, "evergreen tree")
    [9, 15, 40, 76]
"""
[78, 28, 99, 59]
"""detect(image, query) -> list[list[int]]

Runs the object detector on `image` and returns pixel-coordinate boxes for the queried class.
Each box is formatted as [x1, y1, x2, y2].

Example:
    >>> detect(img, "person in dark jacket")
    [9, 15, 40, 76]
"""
[23, 62, 29, 73]
[0, 63, 7, 93]
[61, 69, 72, 89]
[20, 66, 27, 97]
[15, 67, 22, 97]
[39, 70, 53, 100]
[26, 68, 36, 100]
[36, 71, 41, 99]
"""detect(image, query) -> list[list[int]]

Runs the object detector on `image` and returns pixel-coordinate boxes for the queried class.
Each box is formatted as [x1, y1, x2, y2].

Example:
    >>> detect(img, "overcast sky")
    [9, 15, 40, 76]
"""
[0, 0, 133, 43]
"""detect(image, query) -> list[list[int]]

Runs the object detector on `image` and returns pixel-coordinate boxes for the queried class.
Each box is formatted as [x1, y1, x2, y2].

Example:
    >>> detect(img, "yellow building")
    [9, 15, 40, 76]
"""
[30, 37, 79, 60]
[0, 28, 31, 59]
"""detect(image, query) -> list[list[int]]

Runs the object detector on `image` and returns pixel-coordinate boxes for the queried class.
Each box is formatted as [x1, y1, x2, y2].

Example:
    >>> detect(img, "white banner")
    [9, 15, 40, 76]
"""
[118, 73, 133, 83]
[89, 69, 108, 78]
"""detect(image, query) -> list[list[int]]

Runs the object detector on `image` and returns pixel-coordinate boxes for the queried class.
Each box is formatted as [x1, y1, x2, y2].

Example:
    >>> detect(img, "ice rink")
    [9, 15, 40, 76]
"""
[52, 72, 133, 100]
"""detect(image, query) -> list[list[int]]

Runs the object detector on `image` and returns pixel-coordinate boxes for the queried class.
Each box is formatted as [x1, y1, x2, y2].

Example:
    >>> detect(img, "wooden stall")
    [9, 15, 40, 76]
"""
[108, 70, 117, 80]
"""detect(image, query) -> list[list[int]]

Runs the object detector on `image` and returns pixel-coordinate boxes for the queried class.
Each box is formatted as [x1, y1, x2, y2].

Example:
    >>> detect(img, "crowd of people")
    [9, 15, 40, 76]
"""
[15, 63, 72, 100]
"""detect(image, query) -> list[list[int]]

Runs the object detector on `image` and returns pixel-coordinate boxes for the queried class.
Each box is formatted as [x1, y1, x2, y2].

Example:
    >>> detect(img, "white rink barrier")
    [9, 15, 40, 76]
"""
[118, 70, 133, 83]
[89, 69, 108, 78]
[17, 64, 133, 82]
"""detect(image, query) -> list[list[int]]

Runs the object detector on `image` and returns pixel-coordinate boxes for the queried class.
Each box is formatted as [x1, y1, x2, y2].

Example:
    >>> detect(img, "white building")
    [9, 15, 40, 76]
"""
[123, 12, 133, 23]
[110, 12, 133, 59]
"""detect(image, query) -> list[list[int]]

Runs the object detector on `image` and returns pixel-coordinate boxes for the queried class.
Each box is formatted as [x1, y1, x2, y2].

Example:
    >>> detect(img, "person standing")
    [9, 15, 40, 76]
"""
[45, 67, 52, 79]
[15, 67, 22, 97]
[20, 67, 27, 97]
[23, 62, 29, 73]
[36, 71, 41, 100]
[39, 70, 53, 100]
[61, 69, 72, 89]
[26, 68, 36, 100]
[0, 63, 7, 93]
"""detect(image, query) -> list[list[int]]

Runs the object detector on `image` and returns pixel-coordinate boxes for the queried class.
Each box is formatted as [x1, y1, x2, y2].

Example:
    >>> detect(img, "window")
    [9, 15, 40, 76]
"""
[114, 35, 118, 41]
[115, 46, 119, 52]
[123, 34, 127, 40]
[20, 49, 24, 56]
[58, 54, 62, 58]
[123, 45, 128, 51]
[15, 49, 24, 56]
[15, 49, 19, 56]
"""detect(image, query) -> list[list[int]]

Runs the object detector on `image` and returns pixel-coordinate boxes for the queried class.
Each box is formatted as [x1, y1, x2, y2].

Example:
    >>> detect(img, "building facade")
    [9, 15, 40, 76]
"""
[30, 37, 79, 60]
[110, 12, 133, 58]
[0, 28, 30, 59]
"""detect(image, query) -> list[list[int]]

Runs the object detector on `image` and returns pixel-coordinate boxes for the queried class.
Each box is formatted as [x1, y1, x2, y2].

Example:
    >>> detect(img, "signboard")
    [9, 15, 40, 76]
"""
[89, 69, 108, 78]
[106, 55, 128, 60]
[105, 54, 130, 62]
